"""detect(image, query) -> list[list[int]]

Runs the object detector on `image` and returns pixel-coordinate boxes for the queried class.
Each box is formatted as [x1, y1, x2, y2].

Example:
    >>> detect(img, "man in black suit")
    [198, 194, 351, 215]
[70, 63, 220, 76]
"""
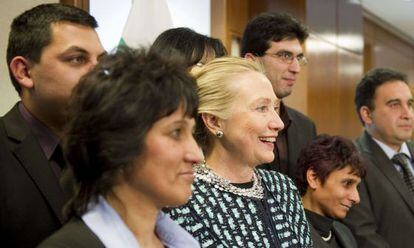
[241, 12, 317, 179]
[296, 134, 365, 248]
[0, 4, 105, 247]
[343, 68, 414, 247]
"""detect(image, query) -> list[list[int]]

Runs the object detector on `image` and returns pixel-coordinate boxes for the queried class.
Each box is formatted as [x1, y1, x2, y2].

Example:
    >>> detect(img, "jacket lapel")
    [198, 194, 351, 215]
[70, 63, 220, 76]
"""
[4, 104, 66, 223]
[358, 132, 414, 214]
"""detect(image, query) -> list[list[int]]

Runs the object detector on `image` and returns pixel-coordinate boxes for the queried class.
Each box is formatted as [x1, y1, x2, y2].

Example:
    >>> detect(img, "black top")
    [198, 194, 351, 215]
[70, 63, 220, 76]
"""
[305, 210, 342, 248]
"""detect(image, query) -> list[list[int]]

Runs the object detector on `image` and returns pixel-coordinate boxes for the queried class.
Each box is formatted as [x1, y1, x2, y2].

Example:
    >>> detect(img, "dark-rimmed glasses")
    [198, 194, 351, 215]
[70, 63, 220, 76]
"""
[263, 51, 308, 66]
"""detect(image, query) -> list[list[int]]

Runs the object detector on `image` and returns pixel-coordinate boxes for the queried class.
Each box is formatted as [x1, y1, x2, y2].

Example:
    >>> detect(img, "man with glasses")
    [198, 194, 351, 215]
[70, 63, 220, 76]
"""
[241, 12, 317, 179]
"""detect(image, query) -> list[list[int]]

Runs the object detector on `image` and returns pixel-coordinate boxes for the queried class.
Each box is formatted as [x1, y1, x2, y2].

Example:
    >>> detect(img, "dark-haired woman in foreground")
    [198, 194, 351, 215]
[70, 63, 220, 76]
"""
[39, 47, 202, 247]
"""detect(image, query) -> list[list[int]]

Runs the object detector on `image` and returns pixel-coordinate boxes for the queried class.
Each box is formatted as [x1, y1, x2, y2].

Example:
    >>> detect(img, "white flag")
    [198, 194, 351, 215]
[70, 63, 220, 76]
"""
[120, 0, 173, 48]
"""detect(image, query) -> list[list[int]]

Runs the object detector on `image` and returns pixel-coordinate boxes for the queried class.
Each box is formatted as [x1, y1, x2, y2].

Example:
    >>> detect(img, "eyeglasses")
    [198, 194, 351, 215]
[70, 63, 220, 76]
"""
[263, 51, 308, 66]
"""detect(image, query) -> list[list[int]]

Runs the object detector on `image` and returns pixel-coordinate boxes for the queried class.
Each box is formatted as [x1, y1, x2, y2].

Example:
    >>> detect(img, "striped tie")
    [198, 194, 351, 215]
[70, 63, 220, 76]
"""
[392, 153, 414, 196]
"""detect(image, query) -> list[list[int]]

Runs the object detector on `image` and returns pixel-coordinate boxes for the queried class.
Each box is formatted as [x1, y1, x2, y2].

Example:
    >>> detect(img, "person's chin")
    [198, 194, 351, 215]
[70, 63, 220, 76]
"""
[257, 153, 275, 165]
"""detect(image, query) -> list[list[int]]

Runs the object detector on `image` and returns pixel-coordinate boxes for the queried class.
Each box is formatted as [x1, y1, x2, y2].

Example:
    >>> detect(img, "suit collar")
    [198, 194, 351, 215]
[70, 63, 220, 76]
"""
[2, 104, 67, 223]
[358, 131, 414, 213]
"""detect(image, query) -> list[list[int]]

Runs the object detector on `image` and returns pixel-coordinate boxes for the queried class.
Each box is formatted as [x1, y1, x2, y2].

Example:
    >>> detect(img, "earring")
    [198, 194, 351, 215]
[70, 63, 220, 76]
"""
[216, 130, 223, 138]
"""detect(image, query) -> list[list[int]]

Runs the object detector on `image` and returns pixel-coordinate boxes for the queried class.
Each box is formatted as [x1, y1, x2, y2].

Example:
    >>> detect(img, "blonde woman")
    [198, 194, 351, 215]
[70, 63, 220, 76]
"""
[166, 57, 312, 247]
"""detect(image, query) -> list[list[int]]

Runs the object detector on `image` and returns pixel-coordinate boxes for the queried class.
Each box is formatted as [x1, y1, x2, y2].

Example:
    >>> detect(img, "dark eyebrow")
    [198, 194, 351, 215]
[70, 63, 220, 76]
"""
[62, 46, 88, 54]
[386, 99, 401, 105]
[277, 50, 304, 57]
[97, 51, 108, 61]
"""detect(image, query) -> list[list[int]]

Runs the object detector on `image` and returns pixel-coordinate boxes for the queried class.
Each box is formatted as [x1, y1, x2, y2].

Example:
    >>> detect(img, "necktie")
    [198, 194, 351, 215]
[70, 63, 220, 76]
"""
[50, 145, 66, 178]
[391, 153, 414, 196]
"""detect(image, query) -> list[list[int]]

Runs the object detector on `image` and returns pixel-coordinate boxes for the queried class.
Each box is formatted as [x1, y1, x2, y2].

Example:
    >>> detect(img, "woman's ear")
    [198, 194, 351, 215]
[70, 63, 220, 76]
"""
[9, 56, 35, 90]
[201, 113, 222, 136]
[306, 168, 320, 190]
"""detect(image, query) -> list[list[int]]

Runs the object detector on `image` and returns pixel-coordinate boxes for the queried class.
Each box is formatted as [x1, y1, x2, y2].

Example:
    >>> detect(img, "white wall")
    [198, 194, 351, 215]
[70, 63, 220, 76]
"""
[90, 0, 211, 51]
[0, 0, 58, 116]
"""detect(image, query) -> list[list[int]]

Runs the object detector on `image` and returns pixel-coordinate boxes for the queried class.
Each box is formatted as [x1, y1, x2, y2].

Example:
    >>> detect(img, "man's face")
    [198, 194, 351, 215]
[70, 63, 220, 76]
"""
[258, 39, 304, 99]
[26, 22, 105, 127]
[311, 166, 361, 219]
[363, 80, 414, 151]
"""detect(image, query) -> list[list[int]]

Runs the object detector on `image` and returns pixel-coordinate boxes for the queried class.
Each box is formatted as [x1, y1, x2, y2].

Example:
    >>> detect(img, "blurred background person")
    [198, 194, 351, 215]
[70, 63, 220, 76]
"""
[151, 27, 227, 72]
[0, 4, 105, 247]
[242, 12, 317, 180]
[167, 57, 312, 247]
[39, 47, 202, 247]
[296, 134, 365, 248]
[343, 68, 414, 247]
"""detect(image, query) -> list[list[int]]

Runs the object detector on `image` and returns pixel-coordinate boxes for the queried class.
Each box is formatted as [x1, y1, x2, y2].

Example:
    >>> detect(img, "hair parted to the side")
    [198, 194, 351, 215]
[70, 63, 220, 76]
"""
[295, 134, 366, 196]
[355, 67, 408, 124]
[6, 3, 98, 94]
[64, 46, 198, 218]
[151, 27, 227, 68]
[241, 12, 308, 57]
[193, 56, 264, 155]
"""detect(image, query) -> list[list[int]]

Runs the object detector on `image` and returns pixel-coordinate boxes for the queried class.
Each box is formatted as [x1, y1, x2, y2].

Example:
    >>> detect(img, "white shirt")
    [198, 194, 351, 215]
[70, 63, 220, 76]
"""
[372, 138, 414, 175]
[82, 196, 200, 248]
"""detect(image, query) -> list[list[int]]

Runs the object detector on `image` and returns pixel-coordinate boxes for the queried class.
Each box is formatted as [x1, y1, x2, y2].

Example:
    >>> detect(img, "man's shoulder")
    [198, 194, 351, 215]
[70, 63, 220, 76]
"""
[285, 105, 315, 126]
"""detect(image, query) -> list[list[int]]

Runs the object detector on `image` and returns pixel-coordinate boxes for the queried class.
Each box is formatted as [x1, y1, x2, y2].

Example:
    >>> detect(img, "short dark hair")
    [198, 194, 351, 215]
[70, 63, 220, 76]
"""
[295, 134, 366, 196]
[64, 47, 198, 217]
[241, 12, 308, 57]
[6, 3, 98, 94]
[151, 27, 227, 67]
[355, 68, 408, 123]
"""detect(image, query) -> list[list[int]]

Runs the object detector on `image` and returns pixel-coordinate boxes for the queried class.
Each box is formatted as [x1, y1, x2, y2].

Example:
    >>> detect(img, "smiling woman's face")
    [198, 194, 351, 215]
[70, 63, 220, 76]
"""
[217, 70, 284, 167]
[125, 107, 203, 208]
[310, 166, 362, 219]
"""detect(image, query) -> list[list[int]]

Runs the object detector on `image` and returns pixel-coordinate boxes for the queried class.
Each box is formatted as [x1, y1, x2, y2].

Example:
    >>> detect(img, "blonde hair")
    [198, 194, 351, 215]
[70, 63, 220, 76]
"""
[192, 56, 264, 154]
[193, 56, 263, 119]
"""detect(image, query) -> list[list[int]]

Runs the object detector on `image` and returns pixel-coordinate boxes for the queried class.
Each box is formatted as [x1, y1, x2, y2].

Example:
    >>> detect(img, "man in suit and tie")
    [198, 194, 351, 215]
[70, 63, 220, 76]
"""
[343, 68, 414, 247]
[241, 12, 317, 179]
[0, 4, 105, 247]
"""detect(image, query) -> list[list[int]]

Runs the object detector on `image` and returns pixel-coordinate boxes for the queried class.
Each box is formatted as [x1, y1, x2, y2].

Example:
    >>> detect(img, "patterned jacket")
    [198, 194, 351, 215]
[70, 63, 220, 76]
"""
[166, 169, 312, 248]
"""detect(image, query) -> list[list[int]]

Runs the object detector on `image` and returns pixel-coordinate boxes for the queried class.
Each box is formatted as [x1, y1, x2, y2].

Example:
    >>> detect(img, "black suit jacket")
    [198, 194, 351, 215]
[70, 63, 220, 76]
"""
[0, 104, 72, 247]
[342, 131, 414, 248]
[310, 221, 357, 248]
[260, 105, 317, 179]
[38, 218, 104, 248]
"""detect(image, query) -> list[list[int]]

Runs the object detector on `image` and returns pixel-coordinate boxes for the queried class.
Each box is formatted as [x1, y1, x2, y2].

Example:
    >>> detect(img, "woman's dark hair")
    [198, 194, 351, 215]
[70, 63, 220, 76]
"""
[64, 47, 198, 217]
[151, 27, 227, 67]
[295, 134, 366, 196]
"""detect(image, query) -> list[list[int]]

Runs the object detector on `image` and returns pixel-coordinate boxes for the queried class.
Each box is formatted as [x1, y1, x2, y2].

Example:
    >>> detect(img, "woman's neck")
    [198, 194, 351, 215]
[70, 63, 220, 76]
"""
[206, 146, 254, 183]
[106, 185, 164, 247]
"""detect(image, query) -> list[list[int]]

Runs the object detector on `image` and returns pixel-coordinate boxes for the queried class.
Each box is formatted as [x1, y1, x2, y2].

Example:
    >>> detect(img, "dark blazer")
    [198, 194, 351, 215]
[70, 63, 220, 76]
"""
[38, 218, 104, 248]
[260, 105, 317, 179]
[0, 104, 72, 248]
[342, 131, 414, 248]
[310, 221, 357, 248]
[285, 106, 317, 178]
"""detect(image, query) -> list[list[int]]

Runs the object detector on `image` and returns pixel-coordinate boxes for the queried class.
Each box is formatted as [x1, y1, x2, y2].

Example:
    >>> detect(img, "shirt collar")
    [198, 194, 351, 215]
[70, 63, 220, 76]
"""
[305, 209, 333, 237]
[18, 102, 59, 160]
[82, 196, 199, 248]
[372, 137, 411, 160]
